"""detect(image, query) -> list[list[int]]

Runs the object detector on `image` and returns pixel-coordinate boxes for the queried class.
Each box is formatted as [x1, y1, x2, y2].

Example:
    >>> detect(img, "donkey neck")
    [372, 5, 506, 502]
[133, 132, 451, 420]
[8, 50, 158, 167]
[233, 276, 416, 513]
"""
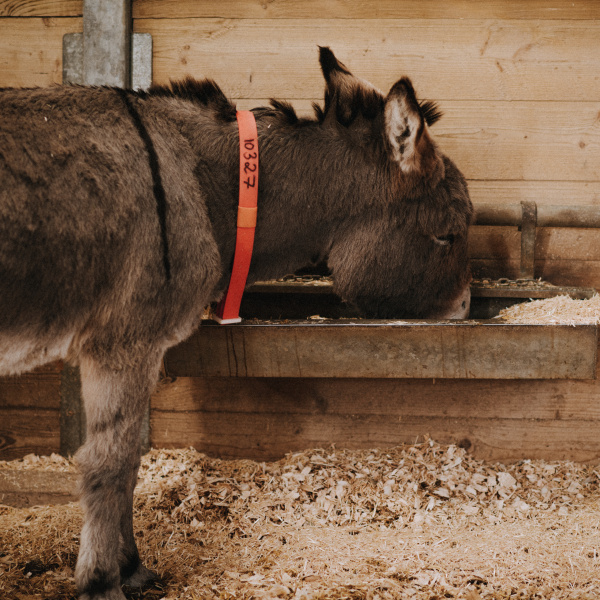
[174, 103, 389, 286]
[245, 117, 389, 282]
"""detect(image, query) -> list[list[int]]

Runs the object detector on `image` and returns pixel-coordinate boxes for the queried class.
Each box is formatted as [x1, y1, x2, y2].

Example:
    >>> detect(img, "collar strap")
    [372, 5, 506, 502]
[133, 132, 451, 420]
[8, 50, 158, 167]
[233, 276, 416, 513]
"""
[213, 111, 259, 324]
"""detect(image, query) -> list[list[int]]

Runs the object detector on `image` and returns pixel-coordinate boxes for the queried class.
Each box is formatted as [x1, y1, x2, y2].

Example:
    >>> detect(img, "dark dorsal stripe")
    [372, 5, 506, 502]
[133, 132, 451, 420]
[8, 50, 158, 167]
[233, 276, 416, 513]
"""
[115, 88, 171, 281]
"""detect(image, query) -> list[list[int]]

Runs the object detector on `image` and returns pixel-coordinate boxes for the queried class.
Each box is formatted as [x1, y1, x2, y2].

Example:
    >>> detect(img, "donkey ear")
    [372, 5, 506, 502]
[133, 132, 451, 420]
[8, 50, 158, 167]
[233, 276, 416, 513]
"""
[318, 46, 382, 126]
[384, 77, 444, 183]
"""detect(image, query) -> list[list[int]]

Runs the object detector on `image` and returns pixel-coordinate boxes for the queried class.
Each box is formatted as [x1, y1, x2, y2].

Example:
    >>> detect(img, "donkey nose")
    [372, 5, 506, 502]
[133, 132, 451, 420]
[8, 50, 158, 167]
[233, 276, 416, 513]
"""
[440, 285, 471, 320]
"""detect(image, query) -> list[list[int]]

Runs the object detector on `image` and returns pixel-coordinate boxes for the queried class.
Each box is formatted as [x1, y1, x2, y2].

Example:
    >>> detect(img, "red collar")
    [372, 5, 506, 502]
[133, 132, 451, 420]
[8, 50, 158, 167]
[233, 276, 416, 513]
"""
[213, 111, 259, 324]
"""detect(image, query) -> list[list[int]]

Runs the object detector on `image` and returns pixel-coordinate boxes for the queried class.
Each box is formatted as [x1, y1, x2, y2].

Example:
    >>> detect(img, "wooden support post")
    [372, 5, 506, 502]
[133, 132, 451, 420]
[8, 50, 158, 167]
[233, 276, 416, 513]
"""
[519, 200, 538, 280]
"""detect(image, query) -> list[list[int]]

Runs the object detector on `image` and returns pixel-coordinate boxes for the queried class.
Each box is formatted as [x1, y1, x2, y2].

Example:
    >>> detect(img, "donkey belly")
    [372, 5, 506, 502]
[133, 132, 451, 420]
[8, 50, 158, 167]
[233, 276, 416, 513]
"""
[0, 331, 76, 376]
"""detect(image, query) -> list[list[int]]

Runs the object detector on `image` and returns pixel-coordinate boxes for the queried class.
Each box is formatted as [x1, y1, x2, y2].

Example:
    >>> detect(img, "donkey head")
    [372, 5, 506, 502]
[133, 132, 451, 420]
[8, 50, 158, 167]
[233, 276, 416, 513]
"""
[317, 48, 473, 319]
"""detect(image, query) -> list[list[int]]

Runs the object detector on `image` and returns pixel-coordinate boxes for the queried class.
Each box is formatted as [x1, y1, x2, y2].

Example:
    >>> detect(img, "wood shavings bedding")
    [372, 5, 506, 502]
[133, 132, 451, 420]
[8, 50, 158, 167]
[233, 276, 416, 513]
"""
[2, 440, 600, 599]
[496, 294, 600, 325]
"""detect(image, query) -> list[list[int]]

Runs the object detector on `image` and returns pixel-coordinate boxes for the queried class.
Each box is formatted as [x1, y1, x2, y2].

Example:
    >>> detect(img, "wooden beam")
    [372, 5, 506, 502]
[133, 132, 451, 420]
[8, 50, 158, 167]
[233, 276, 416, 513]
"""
[150, 373, 600, 462]
[0, 0, 81, 17]
[165, 321, 597, 380]
[0, 470, 77, 507]
[133, 0, 600, 21]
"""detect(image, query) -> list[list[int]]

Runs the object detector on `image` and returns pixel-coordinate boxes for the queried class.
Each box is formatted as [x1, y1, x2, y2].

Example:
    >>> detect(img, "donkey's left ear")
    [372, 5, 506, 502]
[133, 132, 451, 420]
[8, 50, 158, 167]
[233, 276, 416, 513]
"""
[318, 46, 382, 126]
[384, 77, 444, 185]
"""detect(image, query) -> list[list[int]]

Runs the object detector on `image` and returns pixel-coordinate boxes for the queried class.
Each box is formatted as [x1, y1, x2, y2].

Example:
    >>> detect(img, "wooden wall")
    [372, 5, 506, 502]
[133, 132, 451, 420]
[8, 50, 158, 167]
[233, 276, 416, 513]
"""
[1, 0, 600, 461]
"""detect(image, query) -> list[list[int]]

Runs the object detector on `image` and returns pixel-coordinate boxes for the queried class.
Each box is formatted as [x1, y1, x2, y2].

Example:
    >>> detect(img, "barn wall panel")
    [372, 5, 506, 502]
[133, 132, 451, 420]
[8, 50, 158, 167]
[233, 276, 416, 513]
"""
[0, 1, 81, 17]
[135, 18, 600, 103]
[0, 17, 81, 87]
[1, 0, 600, 461]
[0, 365, 61, 459]
[132, 1, 600, 21]
[150, 358, 600, 463]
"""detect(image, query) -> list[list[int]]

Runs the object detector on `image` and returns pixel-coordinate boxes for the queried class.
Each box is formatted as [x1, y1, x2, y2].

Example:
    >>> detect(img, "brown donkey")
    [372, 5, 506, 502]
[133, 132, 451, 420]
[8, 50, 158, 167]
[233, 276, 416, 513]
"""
[0, 48, 472, 599]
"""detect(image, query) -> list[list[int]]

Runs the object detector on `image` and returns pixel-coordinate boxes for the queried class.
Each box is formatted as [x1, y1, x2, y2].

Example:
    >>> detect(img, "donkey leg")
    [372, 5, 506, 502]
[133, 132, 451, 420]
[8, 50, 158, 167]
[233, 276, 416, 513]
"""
[119, 457, 158, 588]
[74, 352, 162, 600]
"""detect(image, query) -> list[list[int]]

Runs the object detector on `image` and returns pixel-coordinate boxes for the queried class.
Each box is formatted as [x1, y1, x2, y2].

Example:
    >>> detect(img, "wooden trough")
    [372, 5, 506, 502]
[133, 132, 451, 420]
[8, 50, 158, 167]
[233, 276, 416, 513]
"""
[165, 320, 597, 381]
[166, 201, 598, 382]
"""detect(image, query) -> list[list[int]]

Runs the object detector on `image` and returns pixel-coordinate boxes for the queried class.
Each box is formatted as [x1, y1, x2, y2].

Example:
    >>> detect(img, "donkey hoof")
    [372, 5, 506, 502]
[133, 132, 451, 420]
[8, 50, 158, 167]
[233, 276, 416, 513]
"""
[121, 563, 159, 589]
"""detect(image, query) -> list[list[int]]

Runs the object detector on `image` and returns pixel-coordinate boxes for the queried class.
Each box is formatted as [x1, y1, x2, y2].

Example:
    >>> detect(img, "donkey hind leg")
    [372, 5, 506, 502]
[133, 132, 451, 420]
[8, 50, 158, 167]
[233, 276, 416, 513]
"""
[74, 352, 162, 600]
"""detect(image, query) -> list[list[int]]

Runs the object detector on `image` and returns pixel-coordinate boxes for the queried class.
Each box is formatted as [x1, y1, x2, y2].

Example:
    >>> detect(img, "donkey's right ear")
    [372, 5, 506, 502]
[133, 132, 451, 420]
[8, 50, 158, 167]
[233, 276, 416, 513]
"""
[384, 78, 444, 185]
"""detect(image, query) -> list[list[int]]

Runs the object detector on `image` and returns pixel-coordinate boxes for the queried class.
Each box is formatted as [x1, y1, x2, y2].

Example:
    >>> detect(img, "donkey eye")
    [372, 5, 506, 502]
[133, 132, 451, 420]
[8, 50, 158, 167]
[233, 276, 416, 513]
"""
[434, 233, 455, 246]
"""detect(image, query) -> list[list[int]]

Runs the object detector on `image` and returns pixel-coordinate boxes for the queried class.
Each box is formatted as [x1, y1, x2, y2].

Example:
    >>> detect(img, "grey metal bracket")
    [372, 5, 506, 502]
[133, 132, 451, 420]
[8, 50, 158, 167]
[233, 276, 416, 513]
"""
[62, 32, 152, 90]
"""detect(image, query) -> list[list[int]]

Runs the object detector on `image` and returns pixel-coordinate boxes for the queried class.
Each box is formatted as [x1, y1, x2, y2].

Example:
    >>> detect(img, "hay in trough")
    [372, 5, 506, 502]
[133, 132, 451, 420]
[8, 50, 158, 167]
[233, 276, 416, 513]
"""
[2, 440, 600, 599]
[496, 294, 600, 325]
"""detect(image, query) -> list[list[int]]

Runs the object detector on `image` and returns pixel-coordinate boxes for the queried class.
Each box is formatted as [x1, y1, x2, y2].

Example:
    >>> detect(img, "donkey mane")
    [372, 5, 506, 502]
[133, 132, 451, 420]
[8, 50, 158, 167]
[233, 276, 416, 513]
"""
[140, 74, 442, 130]
[419, 100, 443, 127]
[143, 77, 237, 121]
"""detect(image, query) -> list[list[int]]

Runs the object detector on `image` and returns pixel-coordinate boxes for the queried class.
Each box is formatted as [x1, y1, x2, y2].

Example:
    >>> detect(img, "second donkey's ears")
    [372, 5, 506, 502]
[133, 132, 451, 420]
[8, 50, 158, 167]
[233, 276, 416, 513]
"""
[384, 78, 444, 187]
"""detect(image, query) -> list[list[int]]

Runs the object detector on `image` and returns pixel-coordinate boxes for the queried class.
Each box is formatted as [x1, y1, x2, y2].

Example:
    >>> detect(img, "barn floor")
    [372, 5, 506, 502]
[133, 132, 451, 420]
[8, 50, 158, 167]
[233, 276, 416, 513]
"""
[1, 441, 600, 600]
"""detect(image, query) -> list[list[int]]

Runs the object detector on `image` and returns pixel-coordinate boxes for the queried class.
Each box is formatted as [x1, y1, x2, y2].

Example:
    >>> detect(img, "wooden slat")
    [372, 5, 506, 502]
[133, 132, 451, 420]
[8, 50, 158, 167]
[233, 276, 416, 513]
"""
[0, 363, 61, 409]
[0, 17, 82, 87]
[0, 470, 77, 507]
[152, 413, 600, 463]
[151, 375, 600, 462]
[152, 376, 600, 421]
[0, 409, 60, 459]
[135, 18, 600, 102]
[164, 322, 597, 380]
[469, 227, 600, 262]
[133, 0, 600, 21]
[0, 0, 81, 16]
[435, 102, 600, 182]
[466, 181, 600, 208]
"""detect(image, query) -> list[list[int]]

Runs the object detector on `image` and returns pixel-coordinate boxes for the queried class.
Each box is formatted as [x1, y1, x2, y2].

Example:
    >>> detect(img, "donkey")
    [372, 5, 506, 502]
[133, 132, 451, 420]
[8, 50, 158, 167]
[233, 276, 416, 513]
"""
[0, 47, 472, 599]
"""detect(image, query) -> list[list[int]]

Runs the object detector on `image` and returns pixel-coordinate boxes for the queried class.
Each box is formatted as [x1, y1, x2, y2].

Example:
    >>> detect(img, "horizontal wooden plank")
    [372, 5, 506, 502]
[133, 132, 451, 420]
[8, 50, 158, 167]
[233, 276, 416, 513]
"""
[152, 376, 600, 421]
[153, 338, 600, 462]
[467, 181, 600, 208]
[133, 0, 600, 21]
[164, 322, 597, 380]
[0, 363, 61, 409]
[136, 18, 600, 102]
[0, 409, 60, 459]
[0, 0, 81, 16]
[0, 17, 82, 87]
[0, 470, 77, 506]
[469, 226, 600, 262]
[151, 409, 600, 463]
[436, 102, 600, 182]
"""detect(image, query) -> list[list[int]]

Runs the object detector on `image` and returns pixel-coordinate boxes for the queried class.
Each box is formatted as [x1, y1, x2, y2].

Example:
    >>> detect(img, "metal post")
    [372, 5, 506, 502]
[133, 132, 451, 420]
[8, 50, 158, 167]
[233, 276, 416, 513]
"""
[83, 0, 132, 87]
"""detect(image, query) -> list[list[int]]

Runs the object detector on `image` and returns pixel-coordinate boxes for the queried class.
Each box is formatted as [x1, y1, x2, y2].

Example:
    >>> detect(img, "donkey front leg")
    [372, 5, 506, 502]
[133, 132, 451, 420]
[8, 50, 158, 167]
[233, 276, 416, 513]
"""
[74, 352, 162, 600]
